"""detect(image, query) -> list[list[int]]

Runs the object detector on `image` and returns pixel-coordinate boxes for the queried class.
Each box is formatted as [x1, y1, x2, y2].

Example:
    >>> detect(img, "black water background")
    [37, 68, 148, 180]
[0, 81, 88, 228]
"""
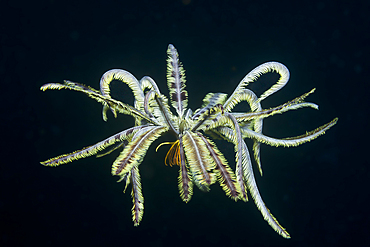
[1, 0, 368, 246]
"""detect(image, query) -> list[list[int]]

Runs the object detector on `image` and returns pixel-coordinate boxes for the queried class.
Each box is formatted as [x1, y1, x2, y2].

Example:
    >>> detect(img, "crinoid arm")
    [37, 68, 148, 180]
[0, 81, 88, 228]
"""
[242, 118, 338, 147]
[222, 62, 289, 175]
[232, 88, 319, 123]
[111, 126, 168, 178]
[197, 133, 242, 201]
[223, 61, 290, 112]
[177, 136, 193, 202]
[40, 81, 156, 124]
[192, 92, 228, 120]
[95, 141, 126, 158]
[240, 140, 291, 238]
[99, 69, 145, 121]
[214, 125, 291, 238]
[40, 125, 147, 167]
[167, 44, 188, 119]
[182, 130, 217, 190]
[130, 164, 144, 226]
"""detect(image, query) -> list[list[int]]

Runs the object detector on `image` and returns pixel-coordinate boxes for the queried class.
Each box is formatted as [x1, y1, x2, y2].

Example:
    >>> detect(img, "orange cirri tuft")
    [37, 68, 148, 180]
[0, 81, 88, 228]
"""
[155, 141, 181, 167]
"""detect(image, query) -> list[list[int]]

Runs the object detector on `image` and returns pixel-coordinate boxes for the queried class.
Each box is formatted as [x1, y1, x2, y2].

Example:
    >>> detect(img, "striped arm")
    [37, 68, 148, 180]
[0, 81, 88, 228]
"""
[40, 126, 146, 167]
[111, 126, 168, 177]
[166, 44, 188, 118]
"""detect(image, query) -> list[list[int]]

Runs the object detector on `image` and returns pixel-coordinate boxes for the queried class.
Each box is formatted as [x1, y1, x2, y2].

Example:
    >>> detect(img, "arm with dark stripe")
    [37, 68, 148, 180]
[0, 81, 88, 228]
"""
[178, 135, 193, 202]
[131, 165, 144, 226]
[166, 44, 188, 118]
[197, 133, 241, 201]
[40, 126, 146, 167]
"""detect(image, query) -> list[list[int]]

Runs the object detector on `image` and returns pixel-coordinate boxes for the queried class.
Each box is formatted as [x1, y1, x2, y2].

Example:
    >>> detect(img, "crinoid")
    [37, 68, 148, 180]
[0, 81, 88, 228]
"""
[41, 44, 337, 238]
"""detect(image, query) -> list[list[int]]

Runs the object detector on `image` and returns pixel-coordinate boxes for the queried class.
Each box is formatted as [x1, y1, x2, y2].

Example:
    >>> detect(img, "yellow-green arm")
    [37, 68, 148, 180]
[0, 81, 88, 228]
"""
[242, 118, 338, 147]
[111, 126, 168, 177]
[41, 81, 157, 125]
[40, 125, 146, 167]
[130, 165, 144, 226]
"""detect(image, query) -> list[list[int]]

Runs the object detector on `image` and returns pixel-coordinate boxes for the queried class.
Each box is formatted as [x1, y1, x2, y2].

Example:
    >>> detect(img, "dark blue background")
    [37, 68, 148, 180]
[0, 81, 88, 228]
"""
[1, 0, 368, 246]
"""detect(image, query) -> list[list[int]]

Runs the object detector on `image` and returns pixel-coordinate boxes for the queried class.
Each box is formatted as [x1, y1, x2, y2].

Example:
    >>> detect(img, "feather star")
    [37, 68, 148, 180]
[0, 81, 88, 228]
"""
[40, 44, 337, 238]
